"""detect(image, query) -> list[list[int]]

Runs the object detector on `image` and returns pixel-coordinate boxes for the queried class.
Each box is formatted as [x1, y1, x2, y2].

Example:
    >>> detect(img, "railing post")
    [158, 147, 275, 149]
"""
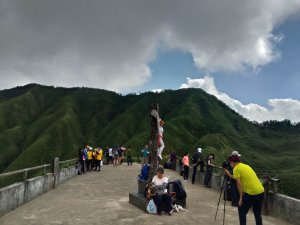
[52, 158, 60, 188]
[24, 169, 28, 181]
[263, 175, 269, 215]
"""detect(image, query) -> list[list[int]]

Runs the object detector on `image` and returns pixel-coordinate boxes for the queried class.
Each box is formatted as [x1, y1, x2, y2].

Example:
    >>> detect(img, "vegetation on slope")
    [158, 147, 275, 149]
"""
[0, 84, 300, 198]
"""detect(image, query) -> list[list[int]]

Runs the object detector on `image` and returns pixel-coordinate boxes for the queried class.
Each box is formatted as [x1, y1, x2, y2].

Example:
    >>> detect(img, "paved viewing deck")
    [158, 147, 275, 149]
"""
[0, 163, 291, 225]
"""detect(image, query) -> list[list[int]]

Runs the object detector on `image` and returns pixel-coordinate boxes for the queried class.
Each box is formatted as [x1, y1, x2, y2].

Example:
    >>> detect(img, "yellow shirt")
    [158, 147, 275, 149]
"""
[96, 149, 103, 160]
[87, 151, 93, 160]
[233, 163, 264, 195]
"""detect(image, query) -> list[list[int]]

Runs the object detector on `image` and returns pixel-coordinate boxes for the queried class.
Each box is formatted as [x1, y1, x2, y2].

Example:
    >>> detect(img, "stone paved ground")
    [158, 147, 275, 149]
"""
[0, 163, 291, 225]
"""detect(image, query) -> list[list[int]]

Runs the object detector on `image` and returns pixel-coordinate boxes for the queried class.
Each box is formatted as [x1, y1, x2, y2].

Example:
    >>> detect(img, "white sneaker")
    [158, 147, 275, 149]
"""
[157, 154, 162, 160]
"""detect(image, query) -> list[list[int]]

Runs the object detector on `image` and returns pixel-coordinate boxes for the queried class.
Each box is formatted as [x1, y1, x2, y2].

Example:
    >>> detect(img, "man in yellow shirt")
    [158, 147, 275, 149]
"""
[224, 155, 264, 225]
[86, 148, 93, 171]
[94, 147, 103, 172]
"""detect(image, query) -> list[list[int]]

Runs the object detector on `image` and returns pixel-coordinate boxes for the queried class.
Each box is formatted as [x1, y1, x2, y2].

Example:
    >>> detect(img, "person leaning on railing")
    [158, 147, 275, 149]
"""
[224, 155, 264, 225]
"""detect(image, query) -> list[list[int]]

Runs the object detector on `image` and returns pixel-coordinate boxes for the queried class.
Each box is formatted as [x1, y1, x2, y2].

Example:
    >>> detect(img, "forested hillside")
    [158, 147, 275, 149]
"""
[0, 84, 299, 198]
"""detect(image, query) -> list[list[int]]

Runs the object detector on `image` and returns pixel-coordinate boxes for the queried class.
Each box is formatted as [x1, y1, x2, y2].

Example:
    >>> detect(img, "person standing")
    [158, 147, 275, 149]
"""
[78, 148, 85, 174]
[204, 154, 214, 187]
[141, 145, 149, 169]
[126, 147, 133, 166]
[182, 152, 190, 182]
[191, 147, 204, 184]
[224, 155, 264, 225]
[113, 147, 119, 167]
[170, 150, 177, 171]
[86, 148, 93, 171]
[108, 147, 113, 164]
[94, 147, 103, 172]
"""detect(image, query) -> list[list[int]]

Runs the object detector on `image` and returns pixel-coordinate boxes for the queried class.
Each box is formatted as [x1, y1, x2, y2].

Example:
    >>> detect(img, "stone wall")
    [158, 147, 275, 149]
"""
[268, 193, 300, 225]
[0, 166, 76, 217]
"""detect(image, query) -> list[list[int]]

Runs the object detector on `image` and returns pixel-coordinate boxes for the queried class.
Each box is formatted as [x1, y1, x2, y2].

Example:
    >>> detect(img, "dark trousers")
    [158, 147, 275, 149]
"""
[94, 160, 101, 171]
[183, 165, 189, 180]
[80, 159, 85, 173]
[192, 163, 198, 183]
[86, 160, 92, 171]
[238, 193, 264, 225]
[153, 194, 173, 214]
[204, 167, 213, 186]
[171, 160, 176, 171]
[127, 156, 132, 166]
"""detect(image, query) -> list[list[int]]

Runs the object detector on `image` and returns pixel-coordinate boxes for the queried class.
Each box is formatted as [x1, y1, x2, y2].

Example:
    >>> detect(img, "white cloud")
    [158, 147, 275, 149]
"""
[0, 0, 300, 91]
[151, 89, 164, 93]
[180, 76, 300, 122]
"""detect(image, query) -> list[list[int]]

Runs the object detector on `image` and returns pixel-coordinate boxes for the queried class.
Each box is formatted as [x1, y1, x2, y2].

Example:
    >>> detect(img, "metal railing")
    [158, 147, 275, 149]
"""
[0, 158, 77, 185]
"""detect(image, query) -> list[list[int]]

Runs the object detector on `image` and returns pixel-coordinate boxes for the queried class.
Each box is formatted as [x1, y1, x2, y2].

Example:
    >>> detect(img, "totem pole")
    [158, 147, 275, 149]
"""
[149, 103, 159, 179]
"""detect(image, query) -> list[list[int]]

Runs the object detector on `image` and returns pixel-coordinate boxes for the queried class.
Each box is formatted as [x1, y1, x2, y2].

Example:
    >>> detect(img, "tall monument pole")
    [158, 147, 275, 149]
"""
[149, 103, 159, 179]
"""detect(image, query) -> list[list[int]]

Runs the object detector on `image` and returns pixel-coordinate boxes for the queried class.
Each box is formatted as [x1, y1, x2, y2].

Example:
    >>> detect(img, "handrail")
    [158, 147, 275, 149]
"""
[0, 164, 51, 178]
[59, 158, 77, 165]
[0, 157, 77, 179]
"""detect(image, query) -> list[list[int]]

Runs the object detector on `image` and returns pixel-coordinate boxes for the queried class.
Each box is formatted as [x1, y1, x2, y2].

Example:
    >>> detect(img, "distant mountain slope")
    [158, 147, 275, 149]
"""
[0, 84, 300, 197]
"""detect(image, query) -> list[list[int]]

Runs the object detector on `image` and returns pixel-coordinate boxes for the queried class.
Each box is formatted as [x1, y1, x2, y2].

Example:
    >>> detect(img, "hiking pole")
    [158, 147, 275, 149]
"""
[223, 176, 227, 225]
[214, 174, 227, 222]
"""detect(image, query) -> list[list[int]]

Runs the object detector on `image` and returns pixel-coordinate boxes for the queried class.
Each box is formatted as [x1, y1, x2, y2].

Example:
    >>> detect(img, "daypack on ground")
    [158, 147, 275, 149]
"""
[139, 164, 150, 181]
[168, 180, 187, 199]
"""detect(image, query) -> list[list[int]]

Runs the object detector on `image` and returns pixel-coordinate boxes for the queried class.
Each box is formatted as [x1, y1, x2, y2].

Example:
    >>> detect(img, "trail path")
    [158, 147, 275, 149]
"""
[0, 163, 290, 225]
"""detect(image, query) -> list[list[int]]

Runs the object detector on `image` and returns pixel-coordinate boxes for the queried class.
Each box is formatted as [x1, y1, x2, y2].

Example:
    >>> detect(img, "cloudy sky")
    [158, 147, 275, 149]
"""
[1, 0, 300, 122]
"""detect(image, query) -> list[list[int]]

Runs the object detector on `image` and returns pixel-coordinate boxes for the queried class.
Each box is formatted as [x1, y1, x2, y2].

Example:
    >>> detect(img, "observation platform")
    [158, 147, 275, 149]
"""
[0, 163, 291, 225]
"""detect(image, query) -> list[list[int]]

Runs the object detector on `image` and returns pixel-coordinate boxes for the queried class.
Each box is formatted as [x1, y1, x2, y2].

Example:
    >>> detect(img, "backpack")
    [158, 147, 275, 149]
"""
[168, 180, 187, 199]
[139, 164, 150, 181]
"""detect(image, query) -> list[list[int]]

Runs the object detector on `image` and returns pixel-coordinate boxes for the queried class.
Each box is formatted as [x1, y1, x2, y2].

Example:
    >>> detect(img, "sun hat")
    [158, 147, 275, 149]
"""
[197, 148, 202, 153]
[231, 150, 241, 157]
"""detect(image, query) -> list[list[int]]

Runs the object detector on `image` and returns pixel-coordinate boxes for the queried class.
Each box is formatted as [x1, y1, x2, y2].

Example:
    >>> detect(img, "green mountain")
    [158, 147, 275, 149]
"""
[0, 84, 300, 198]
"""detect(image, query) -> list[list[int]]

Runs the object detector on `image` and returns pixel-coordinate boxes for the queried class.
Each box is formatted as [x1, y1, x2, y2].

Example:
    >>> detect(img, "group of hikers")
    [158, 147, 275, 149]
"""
[77, 145, 134, 174]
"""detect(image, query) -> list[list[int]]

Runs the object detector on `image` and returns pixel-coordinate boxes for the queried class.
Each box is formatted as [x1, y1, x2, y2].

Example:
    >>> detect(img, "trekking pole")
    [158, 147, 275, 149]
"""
[223, 176, 227, 225]
[214, 175, 227, 222]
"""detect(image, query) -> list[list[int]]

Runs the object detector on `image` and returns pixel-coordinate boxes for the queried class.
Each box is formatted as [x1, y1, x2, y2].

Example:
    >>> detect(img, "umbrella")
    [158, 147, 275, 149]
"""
[120, 147, 126, 151]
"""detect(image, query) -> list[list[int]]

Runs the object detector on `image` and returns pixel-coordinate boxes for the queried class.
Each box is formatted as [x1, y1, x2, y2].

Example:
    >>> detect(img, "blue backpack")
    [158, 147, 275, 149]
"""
[139, 164, 150, 181]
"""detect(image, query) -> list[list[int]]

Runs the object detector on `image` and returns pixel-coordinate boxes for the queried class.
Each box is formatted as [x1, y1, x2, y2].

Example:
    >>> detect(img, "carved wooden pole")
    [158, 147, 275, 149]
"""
[149, 103, 159, 179]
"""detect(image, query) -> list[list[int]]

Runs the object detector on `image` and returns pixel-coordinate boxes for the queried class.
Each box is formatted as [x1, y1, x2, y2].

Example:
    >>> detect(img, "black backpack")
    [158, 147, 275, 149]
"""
[168, 180, 187, 199]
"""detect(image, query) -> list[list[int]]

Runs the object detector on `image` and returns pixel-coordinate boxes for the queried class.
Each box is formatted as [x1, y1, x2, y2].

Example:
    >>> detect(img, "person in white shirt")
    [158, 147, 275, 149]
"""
[150, 167, 173, 216]
[156, 114, 165, 160]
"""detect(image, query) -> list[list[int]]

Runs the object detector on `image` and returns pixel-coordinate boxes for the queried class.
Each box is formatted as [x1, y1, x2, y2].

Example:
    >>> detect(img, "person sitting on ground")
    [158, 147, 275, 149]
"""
[150, 167, 173, 216]
[182, 152, 189, 182]
[224, 155, 264, 225]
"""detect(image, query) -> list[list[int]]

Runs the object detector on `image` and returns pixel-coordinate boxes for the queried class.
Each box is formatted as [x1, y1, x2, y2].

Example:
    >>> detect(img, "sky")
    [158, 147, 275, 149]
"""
[0, 0, 300, 122]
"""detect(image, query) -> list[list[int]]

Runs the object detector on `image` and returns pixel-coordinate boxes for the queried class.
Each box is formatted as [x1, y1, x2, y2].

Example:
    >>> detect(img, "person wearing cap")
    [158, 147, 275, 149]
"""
[224, 155, 264, 225]
[191, 147, 204, 184]
[228, 151, 241, 207]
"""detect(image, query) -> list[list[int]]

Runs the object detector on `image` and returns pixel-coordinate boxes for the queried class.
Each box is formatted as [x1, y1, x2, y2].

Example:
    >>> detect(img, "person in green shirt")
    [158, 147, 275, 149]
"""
[224, 155, 264, 225]
[126, 147, 133, 166]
